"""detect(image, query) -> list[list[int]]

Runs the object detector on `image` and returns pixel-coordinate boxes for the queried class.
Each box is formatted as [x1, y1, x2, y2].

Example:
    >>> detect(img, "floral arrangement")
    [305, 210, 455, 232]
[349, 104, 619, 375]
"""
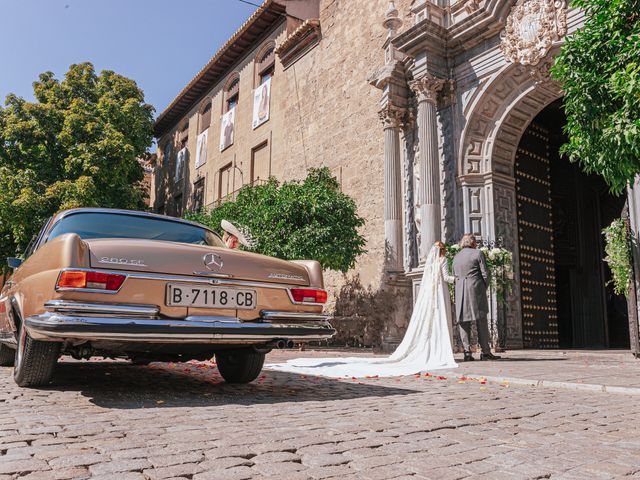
[445, 243, 514, 304]
[603, 218, 632, 297]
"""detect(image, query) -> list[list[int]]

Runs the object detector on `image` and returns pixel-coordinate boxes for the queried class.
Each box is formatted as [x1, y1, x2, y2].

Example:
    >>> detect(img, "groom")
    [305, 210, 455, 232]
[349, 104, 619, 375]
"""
[453, 234, 501, 361]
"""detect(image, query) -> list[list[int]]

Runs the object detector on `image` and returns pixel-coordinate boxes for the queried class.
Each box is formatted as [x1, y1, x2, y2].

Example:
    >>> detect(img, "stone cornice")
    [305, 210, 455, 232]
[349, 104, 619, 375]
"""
[368, 61, 404, 91]
[393, 0, 517, 60]
[457, 171, 516, 187]
[275, 19, 321, 69]
[392, 19, 448, 61]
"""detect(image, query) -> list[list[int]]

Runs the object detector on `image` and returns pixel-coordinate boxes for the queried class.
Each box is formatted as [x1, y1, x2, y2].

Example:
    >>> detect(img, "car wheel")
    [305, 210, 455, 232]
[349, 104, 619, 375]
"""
[216, 349, 265, 384]
[14, 319, 60, 387]
[0, 343, 15, 367]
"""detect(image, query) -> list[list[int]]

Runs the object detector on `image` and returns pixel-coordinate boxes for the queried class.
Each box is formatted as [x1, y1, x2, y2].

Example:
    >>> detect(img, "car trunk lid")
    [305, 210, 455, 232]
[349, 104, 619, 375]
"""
[85, 238, 310, 285]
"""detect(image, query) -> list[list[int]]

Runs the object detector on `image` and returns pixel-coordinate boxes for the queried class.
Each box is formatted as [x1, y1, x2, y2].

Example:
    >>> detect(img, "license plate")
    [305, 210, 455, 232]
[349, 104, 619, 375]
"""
[166, 284, 257, 309]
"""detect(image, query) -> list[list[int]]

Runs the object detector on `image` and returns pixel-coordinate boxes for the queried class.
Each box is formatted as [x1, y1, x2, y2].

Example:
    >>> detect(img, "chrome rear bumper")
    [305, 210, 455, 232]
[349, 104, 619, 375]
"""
[25, 301, 334, 344]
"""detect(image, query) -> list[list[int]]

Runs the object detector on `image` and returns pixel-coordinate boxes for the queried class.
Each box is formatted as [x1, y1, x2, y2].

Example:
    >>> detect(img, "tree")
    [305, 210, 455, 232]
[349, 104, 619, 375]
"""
[551, 0, 640, 195]
[186, 168, 367, 273]
[0, 62, 155, 271]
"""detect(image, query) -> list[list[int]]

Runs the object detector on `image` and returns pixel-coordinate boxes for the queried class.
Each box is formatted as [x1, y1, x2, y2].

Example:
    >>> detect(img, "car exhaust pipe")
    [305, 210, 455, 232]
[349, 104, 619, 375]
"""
[255, 339, 295, 352]
[69, 345, 93, 360]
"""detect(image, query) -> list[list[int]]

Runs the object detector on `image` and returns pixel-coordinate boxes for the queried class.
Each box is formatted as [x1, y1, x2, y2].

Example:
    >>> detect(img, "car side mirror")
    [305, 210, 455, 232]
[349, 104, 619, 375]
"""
[7, 257, 22, 269]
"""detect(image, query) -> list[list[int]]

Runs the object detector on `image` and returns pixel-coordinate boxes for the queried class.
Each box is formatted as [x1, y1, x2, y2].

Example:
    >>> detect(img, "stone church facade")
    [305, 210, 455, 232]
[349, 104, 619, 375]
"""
[372, 0, 582, 350]
[152, 0, 640, 352]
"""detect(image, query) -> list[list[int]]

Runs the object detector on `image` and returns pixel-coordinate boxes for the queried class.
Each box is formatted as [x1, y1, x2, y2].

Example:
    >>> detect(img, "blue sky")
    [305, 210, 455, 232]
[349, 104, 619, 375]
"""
[0, 0, 259, 118]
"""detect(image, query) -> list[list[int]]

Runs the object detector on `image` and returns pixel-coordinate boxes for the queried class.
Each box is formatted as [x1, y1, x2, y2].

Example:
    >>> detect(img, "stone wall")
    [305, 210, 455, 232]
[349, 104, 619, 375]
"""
[278, 0, 415, 349]
[150, 0, 427, 351]
[152, 23, 288, 217]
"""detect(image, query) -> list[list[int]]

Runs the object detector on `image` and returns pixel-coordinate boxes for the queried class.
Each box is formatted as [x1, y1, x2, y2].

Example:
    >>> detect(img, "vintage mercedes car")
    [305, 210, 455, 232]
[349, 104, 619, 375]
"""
[0, 208, 334, 387]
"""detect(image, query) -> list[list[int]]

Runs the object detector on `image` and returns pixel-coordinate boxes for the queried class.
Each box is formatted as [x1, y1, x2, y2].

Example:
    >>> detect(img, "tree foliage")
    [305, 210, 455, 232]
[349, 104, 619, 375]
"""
[551, 0, 640, 195]
[0, 62, 155, 269]
[186, 168, 367, 273]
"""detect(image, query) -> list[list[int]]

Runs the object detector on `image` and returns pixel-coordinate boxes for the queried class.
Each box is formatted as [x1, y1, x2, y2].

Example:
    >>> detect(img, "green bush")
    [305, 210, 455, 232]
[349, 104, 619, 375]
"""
[185, 168, 367, 273]
[603, 218, 632, 296]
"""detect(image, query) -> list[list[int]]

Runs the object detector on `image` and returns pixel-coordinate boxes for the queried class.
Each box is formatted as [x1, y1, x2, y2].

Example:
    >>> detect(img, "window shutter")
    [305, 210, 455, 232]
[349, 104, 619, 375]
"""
[179, 124, 189, 148]
[200, 103, 211, 133]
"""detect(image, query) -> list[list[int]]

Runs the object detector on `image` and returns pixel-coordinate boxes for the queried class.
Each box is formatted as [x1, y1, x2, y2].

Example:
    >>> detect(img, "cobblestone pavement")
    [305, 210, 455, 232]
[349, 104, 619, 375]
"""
[448, 349, 640, 390]
[1, 352, 640, 480]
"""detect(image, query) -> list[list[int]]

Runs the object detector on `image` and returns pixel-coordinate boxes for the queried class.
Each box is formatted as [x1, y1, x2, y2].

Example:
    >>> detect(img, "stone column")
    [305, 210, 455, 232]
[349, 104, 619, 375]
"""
[401, 118, 418, 272]
[379, 106, 405, 273]
[410, 75, 444, 262]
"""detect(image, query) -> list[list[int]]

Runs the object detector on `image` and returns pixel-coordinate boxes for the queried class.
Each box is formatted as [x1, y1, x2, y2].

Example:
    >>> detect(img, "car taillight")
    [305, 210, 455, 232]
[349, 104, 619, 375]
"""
[57, 270, 126, 292]
[289, 288, 327, 304]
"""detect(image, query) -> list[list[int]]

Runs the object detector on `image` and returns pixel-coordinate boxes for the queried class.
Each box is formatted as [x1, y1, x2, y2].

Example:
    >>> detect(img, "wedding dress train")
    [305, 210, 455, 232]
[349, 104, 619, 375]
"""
[266, 246, 458, 378]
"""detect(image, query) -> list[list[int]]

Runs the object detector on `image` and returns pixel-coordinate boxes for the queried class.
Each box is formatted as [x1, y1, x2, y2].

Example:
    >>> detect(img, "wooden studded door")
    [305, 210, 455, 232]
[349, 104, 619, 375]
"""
[515, 122, 560, 348]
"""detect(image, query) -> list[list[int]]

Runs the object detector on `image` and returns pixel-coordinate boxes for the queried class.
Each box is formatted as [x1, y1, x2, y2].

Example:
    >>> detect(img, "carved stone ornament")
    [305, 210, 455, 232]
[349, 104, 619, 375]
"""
[515, 56, 555, 85]
[378, 106, 406, 129]
[409, 75, 445, 105]
[500, 0, 567, 66]
[465, 0, 481, 14]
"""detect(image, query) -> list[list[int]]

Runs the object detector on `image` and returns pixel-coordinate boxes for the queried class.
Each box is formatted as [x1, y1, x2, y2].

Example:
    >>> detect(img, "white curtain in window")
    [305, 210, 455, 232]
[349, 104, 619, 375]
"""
[252, 77, 271, 129]
[195, 129, 208, 168]
[175, 147, 187, 182]
[219, 107, 236, 151]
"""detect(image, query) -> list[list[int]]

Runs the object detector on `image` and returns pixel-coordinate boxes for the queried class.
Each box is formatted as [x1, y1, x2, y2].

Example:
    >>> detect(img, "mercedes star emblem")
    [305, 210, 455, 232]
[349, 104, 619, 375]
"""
[203, 253, 224, 272]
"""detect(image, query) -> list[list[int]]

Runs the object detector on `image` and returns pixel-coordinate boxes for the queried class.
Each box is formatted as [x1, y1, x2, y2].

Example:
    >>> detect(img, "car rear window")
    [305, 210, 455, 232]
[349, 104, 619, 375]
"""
[46, 212, 224, 247]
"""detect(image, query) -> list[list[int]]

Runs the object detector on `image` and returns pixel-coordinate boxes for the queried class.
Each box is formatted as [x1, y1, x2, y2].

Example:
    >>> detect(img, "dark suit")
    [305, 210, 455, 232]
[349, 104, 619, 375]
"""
[452, 247, 491, 354]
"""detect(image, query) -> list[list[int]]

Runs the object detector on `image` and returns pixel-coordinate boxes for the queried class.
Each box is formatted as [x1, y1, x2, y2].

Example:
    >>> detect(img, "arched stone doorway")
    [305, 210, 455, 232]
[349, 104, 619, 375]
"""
[459, 60, 630, 349]
[459, 60, 564, 348]
[515, 100, 629, 348]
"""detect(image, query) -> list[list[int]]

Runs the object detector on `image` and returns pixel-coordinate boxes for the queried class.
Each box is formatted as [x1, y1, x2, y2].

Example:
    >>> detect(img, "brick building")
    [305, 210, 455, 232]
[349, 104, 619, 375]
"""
[152, 0, 640, 353]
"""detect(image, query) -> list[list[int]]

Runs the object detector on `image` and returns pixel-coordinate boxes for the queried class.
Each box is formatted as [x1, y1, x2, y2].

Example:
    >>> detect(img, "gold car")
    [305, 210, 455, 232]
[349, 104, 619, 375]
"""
[0, 208, 334, 387]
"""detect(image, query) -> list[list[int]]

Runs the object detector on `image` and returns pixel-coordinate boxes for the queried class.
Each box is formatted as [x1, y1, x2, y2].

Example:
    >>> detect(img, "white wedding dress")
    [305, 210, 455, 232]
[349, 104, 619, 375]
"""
[266, 246, 458, 378]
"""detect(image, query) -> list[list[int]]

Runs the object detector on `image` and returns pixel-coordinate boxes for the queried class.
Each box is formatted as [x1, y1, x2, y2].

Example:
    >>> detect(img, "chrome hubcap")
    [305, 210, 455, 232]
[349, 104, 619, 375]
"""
[15, 322, 26, 371]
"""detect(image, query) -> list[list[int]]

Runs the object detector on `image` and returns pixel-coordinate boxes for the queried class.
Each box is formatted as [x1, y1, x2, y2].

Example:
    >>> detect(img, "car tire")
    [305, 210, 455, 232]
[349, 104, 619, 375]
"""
[216, 349, 265, 384]
[14, 320, 60, 388]
[0, 343, 15, 367]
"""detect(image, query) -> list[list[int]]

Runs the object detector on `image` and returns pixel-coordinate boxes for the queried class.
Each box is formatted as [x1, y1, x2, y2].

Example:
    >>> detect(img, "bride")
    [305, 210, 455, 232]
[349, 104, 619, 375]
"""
[266, 242, 457, 378]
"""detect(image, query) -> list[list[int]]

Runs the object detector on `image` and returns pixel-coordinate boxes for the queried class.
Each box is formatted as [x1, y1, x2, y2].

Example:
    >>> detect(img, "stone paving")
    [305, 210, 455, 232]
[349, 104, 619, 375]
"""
[1, 351, 640, 479]
[449, 349, 640, 390]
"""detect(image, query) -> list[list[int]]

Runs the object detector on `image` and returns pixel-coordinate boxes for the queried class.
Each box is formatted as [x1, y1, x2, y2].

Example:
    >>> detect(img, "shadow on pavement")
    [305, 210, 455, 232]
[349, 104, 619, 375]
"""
[45, 360, 420, 409]
[454, 357, 569, 362]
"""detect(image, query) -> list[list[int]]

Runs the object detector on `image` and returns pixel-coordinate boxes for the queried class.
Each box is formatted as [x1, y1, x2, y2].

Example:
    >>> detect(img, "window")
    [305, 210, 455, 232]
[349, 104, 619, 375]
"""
[46, 212, 224, 247]
[199, 101, 212, 134]
[223, 75, 240, 113]
[178, 121, 189, 149]
[175, 148, 187, 183]
[175, 122, 189, 183]
[196, 102, 210, 168]
[251, 142, 270, 183]
[163, 141, 173, 165]
[255, 43, 275, 87]
[175, 193, 183, 217]
[218, 163, 233, 200]
[193, 177, 205, 212]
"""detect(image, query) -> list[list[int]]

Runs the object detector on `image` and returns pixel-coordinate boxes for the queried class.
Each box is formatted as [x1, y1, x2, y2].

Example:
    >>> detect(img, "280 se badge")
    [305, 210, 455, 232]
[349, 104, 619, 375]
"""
[166, 284, 257, 309]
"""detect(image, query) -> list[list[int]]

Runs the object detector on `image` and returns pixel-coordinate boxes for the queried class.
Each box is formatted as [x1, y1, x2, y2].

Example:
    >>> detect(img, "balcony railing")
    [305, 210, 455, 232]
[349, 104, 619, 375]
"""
[207, 178, 269, 209]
